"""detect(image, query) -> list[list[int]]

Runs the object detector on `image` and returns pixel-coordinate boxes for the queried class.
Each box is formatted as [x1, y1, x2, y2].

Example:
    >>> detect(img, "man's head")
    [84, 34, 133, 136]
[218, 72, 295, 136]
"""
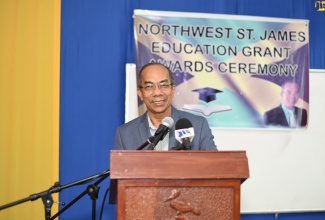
[137, 63, 176, 117]
[281, 80, 299, 110]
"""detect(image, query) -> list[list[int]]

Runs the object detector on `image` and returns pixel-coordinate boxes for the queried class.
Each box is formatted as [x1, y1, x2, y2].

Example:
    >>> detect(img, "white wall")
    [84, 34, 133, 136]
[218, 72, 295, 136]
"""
[126, 65, 325, 213]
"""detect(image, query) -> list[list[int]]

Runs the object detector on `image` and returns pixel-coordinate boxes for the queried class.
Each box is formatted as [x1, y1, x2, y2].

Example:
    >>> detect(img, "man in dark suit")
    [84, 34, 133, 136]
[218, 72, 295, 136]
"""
[264, 80, 308, 128]
[114, 62, 217, 150]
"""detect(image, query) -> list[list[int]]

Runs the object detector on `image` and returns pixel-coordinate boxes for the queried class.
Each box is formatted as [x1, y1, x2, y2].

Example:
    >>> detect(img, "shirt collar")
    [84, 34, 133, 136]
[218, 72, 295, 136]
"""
[281, 103, 294, 114]
[147, 114, 157, 136]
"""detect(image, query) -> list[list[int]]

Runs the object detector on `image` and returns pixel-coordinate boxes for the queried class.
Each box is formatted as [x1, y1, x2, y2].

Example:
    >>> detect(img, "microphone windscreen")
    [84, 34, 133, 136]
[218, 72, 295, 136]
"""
[155, 117, 174, 136]
[175, 118, 193, 130]
[162, 117, 174, 128]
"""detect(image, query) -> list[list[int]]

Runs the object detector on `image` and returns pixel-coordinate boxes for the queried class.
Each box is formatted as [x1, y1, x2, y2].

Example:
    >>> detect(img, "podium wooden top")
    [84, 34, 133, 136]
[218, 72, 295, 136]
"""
[110, 150, 249, 181]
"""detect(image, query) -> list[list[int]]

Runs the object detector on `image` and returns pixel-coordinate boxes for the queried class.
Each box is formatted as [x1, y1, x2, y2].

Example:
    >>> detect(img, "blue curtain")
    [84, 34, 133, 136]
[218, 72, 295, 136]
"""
[60, 0, 324, 219]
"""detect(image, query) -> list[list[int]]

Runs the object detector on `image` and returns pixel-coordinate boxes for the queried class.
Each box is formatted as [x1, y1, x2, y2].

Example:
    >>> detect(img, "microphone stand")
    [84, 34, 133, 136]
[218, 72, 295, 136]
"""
[0, 169, 110, 220]
[147, 131, 168, 150]
[50, 169, 110, 220]
[0, 185, 55, 220]
[136, 136, 155, 150]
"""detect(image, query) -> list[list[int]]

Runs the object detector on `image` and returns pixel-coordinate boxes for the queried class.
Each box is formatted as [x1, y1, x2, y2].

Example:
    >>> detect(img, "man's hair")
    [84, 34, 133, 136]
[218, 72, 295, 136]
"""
[281, 80, 300, 91]
[137, 62, 175, 88]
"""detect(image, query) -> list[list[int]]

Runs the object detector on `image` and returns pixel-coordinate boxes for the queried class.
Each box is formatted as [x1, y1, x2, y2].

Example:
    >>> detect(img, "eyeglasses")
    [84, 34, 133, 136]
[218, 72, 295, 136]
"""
[139, 83, 173, 92]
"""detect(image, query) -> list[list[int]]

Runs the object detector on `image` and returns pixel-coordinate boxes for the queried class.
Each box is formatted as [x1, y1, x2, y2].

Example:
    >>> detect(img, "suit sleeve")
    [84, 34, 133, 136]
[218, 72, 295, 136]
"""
[198, 118, 217, 150]
[114, 127, 125, 150]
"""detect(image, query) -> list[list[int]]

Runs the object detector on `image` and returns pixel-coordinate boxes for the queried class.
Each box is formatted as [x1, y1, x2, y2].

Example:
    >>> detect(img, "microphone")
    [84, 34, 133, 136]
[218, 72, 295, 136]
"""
[147, 117, 174, 150]
[174, 118, 194, 150]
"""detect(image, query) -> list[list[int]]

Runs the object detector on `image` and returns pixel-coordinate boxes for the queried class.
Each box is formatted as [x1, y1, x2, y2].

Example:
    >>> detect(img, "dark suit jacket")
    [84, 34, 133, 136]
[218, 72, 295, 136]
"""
[114, 107, 217, 150]
[264, 105, 308, 127]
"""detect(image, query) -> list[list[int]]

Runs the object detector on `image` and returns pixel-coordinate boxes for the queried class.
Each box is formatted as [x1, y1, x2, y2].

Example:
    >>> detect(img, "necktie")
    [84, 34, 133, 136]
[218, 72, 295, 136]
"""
[289, 111, 297, 128]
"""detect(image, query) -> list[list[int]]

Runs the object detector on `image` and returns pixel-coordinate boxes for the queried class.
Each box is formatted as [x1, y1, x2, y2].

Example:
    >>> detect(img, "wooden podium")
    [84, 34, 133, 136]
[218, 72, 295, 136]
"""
[110, 150, 249, 220]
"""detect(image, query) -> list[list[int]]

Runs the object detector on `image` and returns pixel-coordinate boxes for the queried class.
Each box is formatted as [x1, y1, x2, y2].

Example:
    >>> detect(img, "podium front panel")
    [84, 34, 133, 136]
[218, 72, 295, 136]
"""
[117, 179, 241, 220]
[110, 150, 249, 220]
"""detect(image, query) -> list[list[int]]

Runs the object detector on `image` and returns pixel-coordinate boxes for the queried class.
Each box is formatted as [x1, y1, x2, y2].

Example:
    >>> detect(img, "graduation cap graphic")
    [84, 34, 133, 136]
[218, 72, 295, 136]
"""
[192, 87, 223, 103]
[182, 87, 232, 116]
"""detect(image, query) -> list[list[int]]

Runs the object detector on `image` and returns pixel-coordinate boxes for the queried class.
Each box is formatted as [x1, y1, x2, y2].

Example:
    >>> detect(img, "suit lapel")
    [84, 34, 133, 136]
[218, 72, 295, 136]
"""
[138, 112, 151, 144]
[277, 106, 289, 126]
[169, 107, 180, 149]
[294, 107, 302, 125]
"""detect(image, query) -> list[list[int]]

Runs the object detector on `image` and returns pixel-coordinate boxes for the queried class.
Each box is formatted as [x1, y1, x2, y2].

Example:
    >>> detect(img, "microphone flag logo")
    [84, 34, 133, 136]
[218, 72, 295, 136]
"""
[175, 128, 195, 140]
